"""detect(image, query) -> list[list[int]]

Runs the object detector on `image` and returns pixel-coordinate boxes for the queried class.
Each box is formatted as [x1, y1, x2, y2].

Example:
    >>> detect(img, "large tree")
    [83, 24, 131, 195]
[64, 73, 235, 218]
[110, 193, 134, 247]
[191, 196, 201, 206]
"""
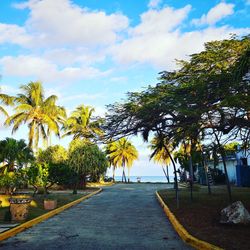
[5, 81, 66, 149]
[68, 141, 108, 191]
[105, 35, 250, 204]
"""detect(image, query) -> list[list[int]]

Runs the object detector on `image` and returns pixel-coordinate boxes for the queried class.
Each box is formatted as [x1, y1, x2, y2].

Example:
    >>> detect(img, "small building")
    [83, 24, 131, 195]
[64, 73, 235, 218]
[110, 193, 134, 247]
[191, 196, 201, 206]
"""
[199, 148, 250, 186]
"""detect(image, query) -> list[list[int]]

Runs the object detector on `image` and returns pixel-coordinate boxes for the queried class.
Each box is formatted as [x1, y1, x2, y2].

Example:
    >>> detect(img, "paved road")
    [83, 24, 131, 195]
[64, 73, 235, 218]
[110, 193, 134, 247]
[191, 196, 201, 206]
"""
[0, 184, 191, 250]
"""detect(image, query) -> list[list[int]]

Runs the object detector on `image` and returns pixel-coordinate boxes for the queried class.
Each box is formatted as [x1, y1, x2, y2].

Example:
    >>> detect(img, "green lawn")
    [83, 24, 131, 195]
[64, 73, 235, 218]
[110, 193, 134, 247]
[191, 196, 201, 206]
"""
[158, 185, 250, 250]
[0, 189, 97, 224]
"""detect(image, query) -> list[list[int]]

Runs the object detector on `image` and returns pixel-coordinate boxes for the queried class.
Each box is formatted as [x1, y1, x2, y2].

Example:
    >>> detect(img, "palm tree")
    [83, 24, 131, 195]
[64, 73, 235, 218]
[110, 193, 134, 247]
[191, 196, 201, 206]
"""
[105, 141, 118, 182]
[149, 136, 171, 183]
[0, 138, 34, 194]
[0, 88, 14, 117]
[62, 105, 103, 142]
[107, 138, 138, 183]
[0, 138, 34, 172]
[5, 81, 66, 150]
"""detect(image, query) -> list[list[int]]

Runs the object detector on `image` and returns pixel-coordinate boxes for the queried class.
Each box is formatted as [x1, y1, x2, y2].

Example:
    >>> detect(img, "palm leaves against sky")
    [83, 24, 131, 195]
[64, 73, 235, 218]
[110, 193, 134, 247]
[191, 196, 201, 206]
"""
[149, 136, 172, 183]
[5, 81, 66, 149]
[107, 138, 138, 182]
[63, 105, 103, 142]
[0, 88, 14, 117]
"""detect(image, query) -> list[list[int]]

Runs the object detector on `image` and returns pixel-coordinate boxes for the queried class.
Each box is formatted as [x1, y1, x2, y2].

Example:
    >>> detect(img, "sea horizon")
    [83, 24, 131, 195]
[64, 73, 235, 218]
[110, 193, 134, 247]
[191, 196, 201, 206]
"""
[109, 175, 175, 183]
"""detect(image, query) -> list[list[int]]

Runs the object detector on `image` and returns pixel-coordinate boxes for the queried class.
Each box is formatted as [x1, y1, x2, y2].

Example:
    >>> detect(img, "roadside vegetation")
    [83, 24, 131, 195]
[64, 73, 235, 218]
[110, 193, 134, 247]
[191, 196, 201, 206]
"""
[158, 187, 250, 250]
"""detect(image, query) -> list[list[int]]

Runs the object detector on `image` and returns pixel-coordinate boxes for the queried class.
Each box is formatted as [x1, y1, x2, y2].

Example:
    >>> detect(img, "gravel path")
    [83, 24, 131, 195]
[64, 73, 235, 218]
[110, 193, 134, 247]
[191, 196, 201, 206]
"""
[0, 183, 192, 250]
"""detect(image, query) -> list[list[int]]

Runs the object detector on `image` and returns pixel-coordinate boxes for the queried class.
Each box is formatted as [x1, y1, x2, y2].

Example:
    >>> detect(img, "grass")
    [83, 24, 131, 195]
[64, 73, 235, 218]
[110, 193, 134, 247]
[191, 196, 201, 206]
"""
[158, 185, 250, 250]
[0, 188, 97, 224]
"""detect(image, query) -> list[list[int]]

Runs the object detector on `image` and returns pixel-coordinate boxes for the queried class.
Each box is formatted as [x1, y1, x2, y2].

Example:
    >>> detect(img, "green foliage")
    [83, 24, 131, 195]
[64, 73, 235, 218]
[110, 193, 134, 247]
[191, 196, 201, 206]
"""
[63, 105, 103, 142]
[0, 137, 34, 172]
[149, 136, 171, 166]
[0, 87, 14, 117]
[107, 138, 138, 168]
[0, 171, 26, 195]
[68, 142, 108, 186]
[0, 138, 33, 194]
[26, 162, 50, 194]
[37, 145, 68, 165]
[223, 142, 239, 155]
[105, 36, 250, 144]
[48, 163, 78, 186]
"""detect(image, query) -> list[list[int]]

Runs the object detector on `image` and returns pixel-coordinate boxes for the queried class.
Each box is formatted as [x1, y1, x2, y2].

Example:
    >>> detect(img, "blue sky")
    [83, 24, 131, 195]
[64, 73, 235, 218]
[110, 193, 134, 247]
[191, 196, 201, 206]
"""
[0, 0, 249, 177]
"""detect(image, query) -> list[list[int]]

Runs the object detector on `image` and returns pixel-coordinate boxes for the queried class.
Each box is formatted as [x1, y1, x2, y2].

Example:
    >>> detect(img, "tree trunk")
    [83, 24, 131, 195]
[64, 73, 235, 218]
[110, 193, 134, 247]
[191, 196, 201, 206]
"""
[112, 166, 116, 182]
[202, 152, 211, 195]
[166, 165, 170, 183]
[163, 144, 179, 208]
[162, 166, 170, 183]
[214, 131, 232, 202]
[122, 167, 127, 183]
[127, 167, 130, 183]
[189, 155, 194, 201]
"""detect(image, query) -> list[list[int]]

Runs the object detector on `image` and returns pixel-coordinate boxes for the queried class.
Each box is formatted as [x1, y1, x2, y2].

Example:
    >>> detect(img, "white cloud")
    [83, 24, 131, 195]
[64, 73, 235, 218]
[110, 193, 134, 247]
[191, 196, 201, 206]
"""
[0, 55, 110, 83]
[111, 4, 249, 69]
[192, 2, 234, 26]
[131, 5, 191, 35]
[0, 23, 31, 47]
[43, 48, 106, 67]
[13, 0, 129, 48]
[0, 85, 19, 95]
[148, 0, 162, 9]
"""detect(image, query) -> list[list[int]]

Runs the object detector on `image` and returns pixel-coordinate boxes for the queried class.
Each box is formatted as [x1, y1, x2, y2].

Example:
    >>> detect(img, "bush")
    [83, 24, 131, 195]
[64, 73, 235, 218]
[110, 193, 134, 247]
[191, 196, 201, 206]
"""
[210, 168, 226, 184]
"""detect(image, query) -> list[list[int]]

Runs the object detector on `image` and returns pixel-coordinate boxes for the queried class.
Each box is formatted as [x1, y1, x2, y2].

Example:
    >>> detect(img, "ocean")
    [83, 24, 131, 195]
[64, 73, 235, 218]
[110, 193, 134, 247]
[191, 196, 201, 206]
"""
[113, 176, 175, 183]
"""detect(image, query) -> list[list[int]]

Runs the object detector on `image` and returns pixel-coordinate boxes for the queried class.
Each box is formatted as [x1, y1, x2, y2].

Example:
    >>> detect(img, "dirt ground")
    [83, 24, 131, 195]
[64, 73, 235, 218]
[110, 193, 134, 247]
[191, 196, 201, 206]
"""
[158, 186, 250, 250]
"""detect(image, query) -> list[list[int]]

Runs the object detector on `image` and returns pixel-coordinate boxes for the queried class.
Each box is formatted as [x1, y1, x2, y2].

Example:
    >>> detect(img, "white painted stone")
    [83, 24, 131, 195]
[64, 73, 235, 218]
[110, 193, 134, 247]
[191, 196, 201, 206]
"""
[220, 201, 250, 224]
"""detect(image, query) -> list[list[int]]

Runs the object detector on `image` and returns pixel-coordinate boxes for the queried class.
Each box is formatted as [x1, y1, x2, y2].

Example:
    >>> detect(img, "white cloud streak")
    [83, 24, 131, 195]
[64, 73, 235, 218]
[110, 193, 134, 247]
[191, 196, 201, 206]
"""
[192, 2, 235, 26]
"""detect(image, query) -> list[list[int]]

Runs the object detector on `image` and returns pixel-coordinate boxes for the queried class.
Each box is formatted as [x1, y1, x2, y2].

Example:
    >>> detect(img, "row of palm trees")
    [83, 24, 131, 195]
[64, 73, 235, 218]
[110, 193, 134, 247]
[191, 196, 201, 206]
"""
[0, 81, 140, 182]
[0, 81, 102, 150]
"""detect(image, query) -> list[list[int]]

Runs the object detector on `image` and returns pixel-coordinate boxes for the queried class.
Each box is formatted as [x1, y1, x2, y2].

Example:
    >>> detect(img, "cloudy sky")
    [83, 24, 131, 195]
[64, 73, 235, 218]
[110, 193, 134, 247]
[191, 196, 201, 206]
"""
[0, 0, 249, 177]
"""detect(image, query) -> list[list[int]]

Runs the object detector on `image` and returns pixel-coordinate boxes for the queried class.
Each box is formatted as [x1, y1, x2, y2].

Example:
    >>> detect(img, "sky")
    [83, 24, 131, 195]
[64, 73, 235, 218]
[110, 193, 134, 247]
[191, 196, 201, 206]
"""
[0, 0, 249, 177]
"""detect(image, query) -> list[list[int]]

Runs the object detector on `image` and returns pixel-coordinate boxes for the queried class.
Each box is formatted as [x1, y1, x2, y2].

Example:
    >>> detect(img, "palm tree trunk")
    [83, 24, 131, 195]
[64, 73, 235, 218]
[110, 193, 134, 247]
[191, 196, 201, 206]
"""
[122, 167, 127, 183]
[166, 165, 170, 183]
[122, 158, 127, 183]
[112, 166, 116, 182]
[127, 167, 130, 183]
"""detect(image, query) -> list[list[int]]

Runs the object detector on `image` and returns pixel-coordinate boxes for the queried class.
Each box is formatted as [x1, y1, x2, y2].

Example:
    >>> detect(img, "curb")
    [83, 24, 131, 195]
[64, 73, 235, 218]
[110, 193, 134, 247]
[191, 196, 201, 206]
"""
[0, 188, 102, 242]
[156, 191, 223, 250]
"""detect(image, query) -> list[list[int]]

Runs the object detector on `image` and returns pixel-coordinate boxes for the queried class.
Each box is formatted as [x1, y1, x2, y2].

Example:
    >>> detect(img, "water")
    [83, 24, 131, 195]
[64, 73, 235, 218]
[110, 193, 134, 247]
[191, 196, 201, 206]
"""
[113, 176, 175, 183]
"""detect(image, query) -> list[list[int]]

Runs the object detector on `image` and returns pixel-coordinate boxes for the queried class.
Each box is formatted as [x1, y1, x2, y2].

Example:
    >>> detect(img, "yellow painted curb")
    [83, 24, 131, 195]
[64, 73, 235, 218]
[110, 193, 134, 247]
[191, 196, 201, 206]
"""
[156, 191, 223, 250]
[0, 188, 102, 242]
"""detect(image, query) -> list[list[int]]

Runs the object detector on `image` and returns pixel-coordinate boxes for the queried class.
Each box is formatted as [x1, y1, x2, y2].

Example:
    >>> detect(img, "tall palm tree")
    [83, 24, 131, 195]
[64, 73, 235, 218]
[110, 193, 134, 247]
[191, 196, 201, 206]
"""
[149, 136, 171, 183]
[107, 138, 138, 183]
[5, 81, 66, 150]
[0, 88, 14, 117]
[105, 141, 118, 182]
[62, 105, 103, 142]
